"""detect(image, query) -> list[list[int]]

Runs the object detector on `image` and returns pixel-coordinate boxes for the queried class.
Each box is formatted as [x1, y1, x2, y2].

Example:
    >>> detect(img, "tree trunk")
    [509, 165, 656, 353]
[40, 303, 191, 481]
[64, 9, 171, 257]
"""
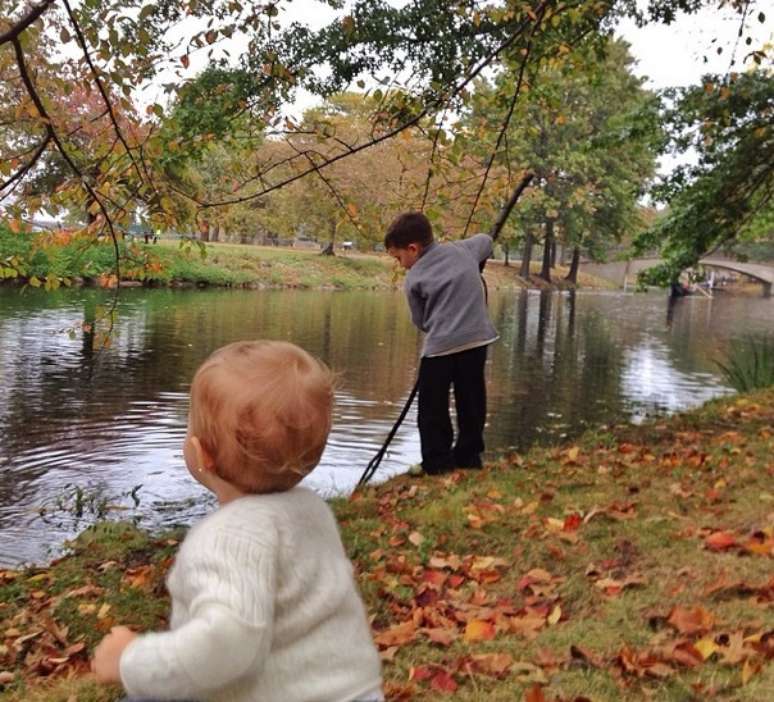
[540, 219, 554, 282]
[503, 243, 510, 267]
[321, 218, 336, 256]
[211, 222, 220, 243]
[519, 231, 533, 278]
[550, 238, 557, 268]
[198, 219, 210, 242]
[565, 246, 581, 284]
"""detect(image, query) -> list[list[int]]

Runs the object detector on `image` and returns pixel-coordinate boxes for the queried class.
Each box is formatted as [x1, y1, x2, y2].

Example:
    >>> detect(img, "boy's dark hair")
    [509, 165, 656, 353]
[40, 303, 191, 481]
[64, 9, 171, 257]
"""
[384, 212, 434, 249]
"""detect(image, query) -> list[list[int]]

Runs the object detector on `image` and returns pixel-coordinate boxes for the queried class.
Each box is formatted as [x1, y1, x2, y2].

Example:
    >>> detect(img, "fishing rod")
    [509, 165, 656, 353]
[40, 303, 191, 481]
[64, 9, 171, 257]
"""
[357, 171, 534, 488]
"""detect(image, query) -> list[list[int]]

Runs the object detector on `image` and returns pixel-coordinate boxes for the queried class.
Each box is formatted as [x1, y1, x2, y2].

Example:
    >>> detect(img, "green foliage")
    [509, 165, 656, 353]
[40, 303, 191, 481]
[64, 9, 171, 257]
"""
[636, 70, 773, 286]
[716, 334, 774, 392]
[464, 37, 661, 259]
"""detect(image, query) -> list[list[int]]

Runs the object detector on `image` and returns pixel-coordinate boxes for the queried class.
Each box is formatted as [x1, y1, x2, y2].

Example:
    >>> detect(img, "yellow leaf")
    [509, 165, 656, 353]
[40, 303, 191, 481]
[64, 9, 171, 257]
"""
[694, 637, 718, 660]
[547, 605, 561, 626]
[566, 446, 579, 461]
[521, 500, 539, 515]
[97, 603, 112, 620]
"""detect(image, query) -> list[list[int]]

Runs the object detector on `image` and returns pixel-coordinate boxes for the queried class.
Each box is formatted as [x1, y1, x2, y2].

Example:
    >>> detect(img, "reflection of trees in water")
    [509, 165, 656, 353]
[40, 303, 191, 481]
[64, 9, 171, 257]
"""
[487, 291, 625, 452]
[0, 290, 423, 481]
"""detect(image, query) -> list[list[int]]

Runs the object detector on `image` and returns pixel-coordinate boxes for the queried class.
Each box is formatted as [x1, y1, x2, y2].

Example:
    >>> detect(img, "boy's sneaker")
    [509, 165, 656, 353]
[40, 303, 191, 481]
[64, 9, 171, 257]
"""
[454, 455, 483, 470]
[422, 462, 455, 476]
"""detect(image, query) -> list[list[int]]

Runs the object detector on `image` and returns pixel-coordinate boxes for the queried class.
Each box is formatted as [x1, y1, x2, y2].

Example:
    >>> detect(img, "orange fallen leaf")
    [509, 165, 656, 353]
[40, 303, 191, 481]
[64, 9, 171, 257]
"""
[705, 531, 737, 551]
[464, 619, 496, 642]
[524, 684, 546, 702]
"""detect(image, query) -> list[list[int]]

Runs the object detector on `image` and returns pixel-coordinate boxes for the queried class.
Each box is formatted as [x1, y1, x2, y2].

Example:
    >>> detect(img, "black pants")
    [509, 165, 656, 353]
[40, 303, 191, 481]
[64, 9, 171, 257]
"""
[417, 345, 487, 474]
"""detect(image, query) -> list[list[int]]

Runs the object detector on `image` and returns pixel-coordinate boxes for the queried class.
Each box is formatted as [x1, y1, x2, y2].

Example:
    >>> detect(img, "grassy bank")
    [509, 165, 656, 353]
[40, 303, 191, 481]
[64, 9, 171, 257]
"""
[2, 390, 772, 701]
[0, 226, 397, 290]
[1, 225, 613, 292]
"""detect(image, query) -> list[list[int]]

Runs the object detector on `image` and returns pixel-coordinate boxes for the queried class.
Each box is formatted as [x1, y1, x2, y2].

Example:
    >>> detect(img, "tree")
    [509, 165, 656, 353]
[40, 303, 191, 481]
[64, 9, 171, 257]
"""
[463, 38, 661, 283]
[635, 68, 773, 285]
[0, 0, 767, 271]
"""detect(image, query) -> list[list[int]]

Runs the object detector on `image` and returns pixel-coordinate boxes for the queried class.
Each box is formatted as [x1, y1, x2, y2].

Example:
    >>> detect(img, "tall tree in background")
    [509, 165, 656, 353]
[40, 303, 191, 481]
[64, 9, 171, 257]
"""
[464, 38, 661, 282]
[636, 68, 773, 285]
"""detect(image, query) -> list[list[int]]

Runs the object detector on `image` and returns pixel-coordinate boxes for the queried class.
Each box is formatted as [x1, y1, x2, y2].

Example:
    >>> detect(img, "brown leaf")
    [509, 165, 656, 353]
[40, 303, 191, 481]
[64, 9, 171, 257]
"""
[374, 620, 416, 648]
[667, 641, 704, 668]
[470, 652, 513, 676]
[667, 606, 715, 635]
[717, 631, 749, 665]
[422, 627, 457, 647]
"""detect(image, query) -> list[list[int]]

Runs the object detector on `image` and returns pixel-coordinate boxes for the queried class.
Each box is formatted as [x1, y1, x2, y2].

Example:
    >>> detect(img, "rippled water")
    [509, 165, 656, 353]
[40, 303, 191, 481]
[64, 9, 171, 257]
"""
[1, 286, 772, 565]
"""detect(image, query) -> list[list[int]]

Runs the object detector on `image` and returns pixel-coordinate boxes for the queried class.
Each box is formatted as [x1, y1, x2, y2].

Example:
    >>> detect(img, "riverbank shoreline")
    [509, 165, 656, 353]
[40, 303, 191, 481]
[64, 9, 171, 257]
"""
[2, 388, 772, 701]
[1, 226, 615, 292]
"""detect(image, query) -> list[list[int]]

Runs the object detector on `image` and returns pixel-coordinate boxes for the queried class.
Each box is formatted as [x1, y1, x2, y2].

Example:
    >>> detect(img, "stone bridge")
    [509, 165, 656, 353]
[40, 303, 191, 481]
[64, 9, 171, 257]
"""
[582, 257, 774, 297]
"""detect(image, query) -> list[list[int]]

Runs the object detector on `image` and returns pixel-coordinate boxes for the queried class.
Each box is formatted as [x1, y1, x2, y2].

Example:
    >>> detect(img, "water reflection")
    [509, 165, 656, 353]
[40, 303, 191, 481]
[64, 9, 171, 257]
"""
[1, 287, 772, 565]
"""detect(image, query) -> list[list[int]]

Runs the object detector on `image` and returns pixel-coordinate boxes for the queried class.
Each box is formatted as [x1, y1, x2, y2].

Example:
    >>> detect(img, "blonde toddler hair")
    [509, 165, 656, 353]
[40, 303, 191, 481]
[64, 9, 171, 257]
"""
[189, 340, 334, 493]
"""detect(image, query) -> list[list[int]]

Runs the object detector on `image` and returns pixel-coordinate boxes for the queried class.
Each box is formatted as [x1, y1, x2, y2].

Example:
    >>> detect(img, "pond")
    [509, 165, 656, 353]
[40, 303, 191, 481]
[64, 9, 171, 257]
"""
[1, 286, 773, 565]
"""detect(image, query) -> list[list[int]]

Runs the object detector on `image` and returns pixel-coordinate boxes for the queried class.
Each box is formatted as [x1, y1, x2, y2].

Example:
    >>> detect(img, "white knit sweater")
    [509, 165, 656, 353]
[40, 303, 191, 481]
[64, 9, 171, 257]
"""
[120, 487, 383, 701]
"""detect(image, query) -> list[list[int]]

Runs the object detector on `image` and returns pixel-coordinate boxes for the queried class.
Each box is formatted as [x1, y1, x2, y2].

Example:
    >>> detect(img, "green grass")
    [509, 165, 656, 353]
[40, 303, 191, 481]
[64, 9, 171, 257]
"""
[1, 224, 615, 292]
[0, 224, 396, 291]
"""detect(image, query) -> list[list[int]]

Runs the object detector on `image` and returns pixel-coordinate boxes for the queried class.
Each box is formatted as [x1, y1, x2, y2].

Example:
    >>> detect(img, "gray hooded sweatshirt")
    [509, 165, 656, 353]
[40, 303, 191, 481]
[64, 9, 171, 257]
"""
[404, 233, 498, 357]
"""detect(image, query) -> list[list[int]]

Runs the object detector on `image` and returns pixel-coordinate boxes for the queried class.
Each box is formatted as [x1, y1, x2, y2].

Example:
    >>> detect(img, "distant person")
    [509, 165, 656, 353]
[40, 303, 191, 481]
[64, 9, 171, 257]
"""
[385, 212, 498, 474]
[92, 341, 383, 702]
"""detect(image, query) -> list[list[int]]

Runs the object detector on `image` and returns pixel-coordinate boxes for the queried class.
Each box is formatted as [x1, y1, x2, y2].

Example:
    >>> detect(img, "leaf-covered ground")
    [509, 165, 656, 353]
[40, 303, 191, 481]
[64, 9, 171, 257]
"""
[1, 390, 772, 701]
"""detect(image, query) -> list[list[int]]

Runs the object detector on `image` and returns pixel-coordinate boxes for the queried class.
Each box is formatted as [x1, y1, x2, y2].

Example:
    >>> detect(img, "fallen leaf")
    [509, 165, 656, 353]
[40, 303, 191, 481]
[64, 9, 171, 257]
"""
[524, 684, 546, 702]
[430, 669, 457, 693]
[422, 628, 457, 646]
[667, 606, 715, 635]
[374, 620, 416, 647]
[547, 604, 562, 626]
[470, 652, 512, 676]
[705, 531, 737, 551]
[408, 531, 424, 547]
[464, 619, 496, 642]
[694, 637, 719, 660]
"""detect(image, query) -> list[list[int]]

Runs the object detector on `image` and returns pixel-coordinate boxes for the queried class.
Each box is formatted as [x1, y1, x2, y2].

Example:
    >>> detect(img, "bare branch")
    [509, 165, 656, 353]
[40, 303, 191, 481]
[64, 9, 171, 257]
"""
[0, 133, 51, 194]
[462, 3, 545, 236]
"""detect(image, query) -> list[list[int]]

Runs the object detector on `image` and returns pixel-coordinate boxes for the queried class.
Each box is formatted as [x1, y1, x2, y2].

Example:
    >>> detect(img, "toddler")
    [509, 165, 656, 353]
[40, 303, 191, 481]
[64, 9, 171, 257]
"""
[92, 340, 383, 702]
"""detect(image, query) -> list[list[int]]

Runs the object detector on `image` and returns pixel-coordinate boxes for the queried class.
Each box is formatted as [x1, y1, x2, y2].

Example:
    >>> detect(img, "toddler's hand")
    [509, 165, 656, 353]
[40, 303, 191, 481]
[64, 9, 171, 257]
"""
[91, 626, 137, 684]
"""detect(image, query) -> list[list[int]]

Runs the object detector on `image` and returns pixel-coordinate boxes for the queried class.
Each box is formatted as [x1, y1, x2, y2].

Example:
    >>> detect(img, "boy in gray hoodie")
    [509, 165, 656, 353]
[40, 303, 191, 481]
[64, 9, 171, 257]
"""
[385, 212, 498, 475]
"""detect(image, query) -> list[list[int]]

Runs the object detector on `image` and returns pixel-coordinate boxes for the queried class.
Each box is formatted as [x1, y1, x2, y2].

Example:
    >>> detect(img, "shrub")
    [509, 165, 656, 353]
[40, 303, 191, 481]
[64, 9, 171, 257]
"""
[716, 333, 774, 392]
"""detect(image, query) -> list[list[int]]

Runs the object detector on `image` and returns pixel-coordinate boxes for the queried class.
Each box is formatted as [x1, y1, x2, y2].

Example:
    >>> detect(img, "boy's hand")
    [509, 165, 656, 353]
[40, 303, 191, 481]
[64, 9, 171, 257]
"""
[91, 626, 137, 684]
